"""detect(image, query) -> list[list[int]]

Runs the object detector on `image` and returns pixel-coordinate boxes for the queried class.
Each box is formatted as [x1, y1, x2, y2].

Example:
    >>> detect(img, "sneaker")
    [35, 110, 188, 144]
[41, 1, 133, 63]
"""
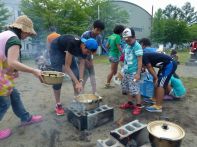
[132, 106, 142, 115]
[21, 115, 43, 126]
[104, 83, 114, 89]
[144, 98, 156, 104]
[189, 51, 194, 55]
[55, 104, 65, 116]
[119, 102, 134, 109]
[146, 105, 162, 112]
[0, 128, 12, 140]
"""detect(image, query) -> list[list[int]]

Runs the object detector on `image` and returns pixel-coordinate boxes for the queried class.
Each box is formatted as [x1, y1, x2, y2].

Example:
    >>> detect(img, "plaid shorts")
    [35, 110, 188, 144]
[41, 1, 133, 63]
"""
[121, 73, 140, 96]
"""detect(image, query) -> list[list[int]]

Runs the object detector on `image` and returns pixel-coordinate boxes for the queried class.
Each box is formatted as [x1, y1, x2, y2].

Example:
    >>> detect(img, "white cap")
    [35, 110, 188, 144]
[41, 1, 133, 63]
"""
[122, 28, 135, 38]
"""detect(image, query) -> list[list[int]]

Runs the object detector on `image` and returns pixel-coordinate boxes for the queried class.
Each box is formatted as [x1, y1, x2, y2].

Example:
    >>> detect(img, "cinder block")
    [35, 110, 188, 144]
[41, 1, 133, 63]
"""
[97, 137, 124, 147]
[87, 105, 112, 115]
[69, 101, 87, 113]
[67, 105, 114, 130]
[110, 120, 147, 146]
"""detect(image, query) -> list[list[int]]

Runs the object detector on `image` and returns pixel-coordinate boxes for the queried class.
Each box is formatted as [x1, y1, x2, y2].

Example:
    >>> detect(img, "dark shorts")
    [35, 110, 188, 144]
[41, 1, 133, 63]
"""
[50, 43, 79, 90]
[157, 61, 177, 88]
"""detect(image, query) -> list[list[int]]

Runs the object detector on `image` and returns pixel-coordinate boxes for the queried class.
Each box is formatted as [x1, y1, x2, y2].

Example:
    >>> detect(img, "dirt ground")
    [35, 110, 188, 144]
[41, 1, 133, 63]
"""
[1, 60, 197, 147]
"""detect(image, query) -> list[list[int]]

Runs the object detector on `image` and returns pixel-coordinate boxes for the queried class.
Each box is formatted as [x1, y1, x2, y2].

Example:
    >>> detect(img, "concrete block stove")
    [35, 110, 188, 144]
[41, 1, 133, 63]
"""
[67, 104, 114, 130]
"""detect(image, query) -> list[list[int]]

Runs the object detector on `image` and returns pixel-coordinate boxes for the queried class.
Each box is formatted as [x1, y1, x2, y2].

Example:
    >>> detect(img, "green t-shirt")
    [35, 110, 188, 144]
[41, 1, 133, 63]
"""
[5, 36, 21, 57]
[108, 33, 121, 58]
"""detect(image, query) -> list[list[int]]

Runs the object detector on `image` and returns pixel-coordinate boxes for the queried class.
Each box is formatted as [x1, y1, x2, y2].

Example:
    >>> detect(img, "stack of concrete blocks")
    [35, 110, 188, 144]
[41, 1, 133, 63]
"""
[97, 120, 151, 147]
[67, 105, 114, 131]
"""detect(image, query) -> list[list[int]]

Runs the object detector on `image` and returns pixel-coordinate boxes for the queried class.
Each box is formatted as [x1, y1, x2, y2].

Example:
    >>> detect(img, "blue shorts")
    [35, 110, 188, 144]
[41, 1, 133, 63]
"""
[157, 61, 177, 88]
[50, 43, 79, 90]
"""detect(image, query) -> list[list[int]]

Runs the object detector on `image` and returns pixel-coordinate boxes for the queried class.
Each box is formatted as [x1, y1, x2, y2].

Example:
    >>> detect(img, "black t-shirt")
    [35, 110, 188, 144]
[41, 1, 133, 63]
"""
[52, 35, 86, 58]
[143, 52, 173, 68]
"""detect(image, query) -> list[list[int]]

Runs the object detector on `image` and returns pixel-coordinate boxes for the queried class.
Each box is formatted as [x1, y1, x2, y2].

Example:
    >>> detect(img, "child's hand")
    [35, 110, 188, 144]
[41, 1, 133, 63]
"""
[75, 82, 83, 93]
[12, 71, 19, 78]
[134, 73, 140, 82]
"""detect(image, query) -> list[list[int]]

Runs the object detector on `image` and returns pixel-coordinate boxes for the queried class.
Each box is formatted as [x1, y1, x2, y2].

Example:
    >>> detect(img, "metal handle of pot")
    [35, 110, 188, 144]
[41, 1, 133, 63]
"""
[98, 98, 102, 102]
[92, 98, 102, 103]
[98, 96, 103, 102]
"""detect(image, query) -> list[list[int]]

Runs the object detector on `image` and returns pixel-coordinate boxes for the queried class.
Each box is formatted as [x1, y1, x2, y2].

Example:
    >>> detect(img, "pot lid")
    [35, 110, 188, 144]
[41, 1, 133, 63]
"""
[147, 120, 185, 140]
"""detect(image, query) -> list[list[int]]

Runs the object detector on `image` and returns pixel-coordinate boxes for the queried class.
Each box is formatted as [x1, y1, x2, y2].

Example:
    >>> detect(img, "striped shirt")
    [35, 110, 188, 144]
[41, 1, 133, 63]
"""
[123, 41, 143, 74]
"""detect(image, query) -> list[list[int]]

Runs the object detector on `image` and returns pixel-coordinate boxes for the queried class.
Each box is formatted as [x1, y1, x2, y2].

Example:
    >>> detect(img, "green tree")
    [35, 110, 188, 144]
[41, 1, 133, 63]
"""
[21, 0, 129, 40]
[87, 1, 129, 37]
[181, 2, 197, 24]
[188, 24, 197, 40]
[163, 19, 190, 45]
[152, 3, 196, 45]
[162, 2, 197, 25]
[0, 0, 10, 31]
[163, 4, 183, 20]
[21, 0, 92, 37]
[151, 9, 165, 43]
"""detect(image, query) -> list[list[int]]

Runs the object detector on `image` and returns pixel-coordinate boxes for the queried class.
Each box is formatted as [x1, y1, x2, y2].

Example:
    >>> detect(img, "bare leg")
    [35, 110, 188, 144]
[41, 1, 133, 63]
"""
[166, 84, 172, 94]
[155, 87, 165, 106]
[89, 66, 96, 94]
[107, 62, 118, 84]
[53, 89, 61, 104]
[134, 94, 141, 104]
[82, 68, 89, 94]
[127, 94, 133, 102]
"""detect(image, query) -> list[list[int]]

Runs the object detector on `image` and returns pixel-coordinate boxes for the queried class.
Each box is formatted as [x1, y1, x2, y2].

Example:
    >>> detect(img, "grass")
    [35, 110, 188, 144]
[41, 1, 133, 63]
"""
[94, 55, 109, 64]
[165, 49, 190, 64]
[94, 50, 191, 65]
[177, 51, 190, 64]
[181, 77, 197, 89]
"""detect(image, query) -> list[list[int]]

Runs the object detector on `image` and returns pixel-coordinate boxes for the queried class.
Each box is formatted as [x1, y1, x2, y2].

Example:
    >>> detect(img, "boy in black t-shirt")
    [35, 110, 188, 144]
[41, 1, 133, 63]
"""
[49, 35, 98, 116]
[142, 52, 177, 112]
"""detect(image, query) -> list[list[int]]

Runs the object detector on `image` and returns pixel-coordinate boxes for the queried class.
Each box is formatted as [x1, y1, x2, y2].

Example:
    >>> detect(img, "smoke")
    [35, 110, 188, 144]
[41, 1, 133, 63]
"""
[34, 49, 52, 71]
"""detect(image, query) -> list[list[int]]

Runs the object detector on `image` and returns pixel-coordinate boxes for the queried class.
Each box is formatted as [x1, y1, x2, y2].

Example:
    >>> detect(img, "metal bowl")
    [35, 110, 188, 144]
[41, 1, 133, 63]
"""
[41, 71, 65, 85]
[74, 94, 102, 110]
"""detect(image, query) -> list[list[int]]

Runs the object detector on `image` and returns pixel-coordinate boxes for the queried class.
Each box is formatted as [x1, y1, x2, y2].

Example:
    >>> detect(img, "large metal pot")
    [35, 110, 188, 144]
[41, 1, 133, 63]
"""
[147, 120, 185, 147]
[75, 94, 102, 111]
